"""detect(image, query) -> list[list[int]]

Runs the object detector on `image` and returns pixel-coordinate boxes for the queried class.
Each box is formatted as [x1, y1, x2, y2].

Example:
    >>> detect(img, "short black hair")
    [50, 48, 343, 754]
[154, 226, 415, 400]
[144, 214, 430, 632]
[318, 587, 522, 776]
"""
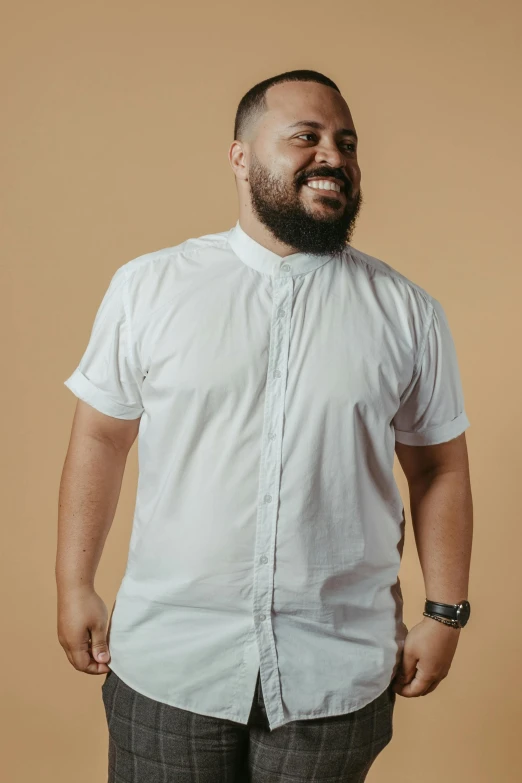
[233, 69, 341, 141]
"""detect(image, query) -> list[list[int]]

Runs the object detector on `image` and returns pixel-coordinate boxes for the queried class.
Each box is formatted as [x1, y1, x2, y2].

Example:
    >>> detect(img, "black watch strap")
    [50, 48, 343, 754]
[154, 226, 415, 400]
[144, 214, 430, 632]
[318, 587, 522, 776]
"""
[425, 600, 458, 620]
[425, 599, 470, 628]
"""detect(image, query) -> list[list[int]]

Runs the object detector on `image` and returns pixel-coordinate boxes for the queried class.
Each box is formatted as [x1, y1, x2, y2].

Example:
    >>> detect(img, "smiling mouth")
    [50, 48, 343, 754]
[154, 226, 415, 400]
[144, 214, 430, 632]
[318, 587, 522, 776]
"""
[303, 183, 346, 200]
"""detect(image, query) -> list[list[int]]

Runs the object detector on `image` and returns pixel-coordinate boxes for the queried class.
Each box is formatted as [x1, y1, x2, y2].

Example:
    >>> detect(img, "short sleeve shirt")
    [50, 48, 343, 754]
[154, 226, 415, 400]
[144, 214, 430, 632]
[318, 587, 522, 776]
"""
[64, 220, 470, 730]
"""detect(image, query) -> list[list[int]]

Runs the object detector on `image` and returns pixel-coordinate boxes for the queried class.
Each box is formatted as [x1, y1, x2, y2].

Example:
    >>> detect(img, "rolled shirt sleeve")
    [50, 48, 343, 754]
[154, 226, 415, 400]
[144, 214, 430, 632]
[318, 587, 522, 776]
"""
[63, 265, 145, 419]
[392, 297, 470, 445]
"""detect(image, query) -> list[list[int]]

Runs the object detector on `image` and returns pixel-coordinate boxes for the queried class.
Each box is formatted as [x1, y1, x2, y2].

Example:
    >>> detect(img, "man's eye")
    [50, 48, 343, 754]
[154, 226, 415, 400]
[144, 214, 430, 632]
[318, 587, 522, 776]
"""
[296, 134, 356, 152]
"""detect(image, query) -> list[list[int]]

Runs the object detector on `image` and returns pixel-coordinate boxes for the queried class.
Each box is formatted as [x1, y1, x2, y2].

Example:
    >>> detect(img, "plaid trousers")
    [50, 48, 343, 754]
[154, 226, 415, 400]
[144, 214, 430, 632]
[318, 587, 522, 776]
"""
[101, 667, 396, 782]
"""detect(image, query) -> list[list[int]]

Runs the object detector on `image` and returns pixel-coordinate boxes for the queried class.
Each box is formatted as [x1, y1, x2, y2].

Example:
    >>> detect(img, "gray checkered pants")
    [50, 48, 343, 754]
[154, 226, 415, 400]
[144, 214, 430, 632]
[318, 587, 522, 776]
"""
[101, 668, 396, 782]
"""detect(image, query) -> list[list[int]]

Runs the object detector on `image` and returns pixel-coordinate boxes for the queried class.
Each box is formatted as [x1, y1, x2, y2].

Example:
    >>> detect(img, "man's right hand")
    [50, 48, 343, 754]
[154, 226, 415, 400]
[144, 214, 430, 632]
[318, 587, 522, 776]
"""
[57, 586, 111, 675]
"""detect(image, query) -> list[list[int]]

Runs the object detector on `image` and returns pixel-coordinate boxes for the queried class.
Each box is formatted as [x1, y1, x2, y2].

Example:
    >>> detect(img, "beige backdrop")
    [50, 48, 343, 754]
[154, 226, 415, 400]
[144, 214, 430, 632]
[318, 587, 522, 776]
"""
[2, 0, 521, 781]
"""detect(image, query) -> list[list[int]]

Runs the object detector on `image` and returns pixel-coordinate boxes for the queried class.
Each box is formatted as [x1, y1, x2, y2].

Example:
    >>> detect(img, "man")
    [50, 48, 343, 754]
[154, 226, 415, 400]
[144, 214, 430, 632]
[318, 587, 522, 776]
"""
[57, 69, 473, 782]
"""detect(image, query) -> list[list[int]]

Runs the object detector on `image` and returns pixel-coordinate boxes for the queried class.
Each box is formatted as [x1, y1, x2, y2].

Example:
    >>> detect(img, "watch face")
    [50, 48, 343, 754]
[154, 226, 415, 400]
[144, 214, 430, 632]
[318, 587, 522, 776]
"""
[457, 601, 471, 627]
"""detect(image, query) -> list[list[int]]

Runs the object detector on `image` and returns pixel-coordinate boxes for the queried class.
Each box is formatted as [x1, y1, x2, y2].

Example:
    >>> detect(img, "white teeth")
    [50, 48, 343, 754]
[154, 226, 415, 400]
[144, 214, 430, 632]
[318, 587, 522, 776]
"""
[306, 180, 341, 192]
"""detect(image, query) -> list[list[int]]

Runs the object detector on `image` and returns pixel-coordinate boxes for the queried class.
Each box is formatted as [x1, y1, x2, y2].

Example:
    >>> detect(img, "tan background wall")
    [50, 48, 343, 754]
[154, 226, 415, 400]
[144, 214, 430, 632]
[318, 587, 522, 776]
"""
[2, 1, 521, 780]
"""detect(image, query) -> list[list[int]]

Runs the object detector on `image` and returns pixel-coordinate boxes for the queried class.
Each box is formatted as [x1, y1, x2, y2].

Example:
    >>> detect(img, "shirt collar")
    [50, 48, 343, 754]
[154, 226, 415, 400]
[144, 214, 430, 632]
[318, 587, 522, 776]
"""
[227, 220, 337, 277]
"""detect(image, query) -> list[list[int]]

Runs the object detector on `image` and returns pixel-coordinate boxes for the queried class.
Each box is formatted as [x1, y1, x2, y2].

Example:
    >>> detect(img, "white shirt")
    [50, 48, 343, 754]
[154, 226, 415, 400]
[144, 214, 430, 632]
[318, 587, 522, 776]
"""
[64, 220, 470, 731]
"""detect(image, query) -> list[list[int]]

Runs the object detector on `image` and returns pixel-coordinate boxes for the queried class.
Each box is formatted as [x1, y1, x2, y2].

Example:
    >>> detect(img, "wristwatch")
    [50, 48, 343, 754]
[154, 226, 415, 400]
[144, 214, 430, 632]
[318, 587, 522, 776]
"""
[423, 599, 471, 629]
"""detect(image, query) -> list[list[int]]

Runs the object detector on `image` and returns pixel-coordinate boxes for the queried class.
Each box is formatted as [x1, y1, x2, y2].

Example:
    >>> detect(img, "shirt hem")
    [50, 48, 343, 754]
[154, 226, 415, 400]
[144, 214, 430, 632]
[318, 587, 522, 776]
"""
[103, 660, 395, 731]
[394, 410, 470, 446]
[64, 368, 144, 419]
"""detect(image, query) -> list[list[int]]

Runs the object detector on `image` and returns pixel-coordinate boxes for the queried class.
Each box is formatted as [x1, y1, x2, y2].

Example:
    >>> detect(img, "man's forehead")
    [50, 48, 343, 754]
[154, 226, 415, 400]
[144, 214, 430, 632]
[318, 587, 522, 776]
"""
[264, 81, 353, 129]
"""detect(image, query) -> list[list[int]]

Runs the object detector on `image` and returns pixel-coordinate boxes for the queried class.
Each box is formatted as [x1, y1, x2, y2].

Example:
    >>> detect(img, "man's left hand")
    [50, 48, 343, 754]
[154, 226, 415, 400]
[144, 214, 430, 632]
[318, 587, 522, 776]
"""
[391, 616, 461, 697]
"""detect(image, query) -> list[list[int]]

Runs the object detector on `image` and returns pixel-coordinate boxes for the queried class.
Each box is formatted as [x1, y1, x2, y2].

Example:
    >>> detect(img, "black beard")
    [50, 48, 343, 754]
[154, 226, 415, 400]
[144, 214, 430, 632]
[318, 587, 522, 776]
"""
[248, 153, 363, 257]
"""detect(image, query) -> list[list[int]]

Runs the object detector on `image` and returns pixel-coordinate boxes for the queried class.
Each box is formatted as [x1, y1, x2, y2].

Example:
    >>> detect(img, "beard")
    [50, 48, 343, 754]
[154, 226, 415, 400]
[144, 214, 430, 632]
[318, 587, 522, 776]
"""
[247, 152, 363, 257]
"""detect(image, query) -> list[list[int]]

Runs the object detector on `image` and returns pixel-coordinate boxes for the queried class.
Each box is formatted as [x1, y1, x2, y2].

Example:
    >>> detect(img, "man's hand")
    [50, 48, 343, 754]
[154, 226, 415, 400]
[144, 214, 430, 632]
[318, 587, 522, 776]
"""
[392, 616, 461, 697]
[57, 586, 112, 675]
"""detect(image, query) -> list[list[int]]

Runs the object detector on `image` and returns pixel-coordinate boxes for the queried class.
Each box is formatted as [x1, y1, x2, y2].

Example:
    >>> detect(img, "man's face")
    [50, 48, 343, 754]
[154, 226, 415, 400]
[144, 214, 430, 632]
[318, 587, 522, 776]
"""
[246, 81, 363, 256]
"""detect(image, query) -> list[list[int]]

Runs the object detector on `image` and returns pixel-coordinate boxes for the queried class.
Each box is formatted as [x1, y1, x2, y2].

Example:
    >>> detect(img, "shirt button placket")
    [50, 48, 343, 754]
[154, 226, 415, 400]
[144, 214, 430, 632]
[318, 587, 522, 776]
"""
[253, 260, 294, 724]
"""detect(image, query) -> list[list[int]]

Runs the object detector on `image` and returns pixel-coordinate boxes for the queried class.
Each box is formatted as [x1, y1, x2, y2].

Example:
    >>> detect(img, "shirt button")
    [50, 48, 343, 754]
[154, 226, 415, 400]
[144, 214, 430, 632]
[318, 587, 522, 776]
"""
[281, 264, 290, 273]
[264, 494, 272, 503]
[268, 432, 276, 440]
[274, 370, 281, 378]
[278, 308, 285, 317]
[259, 614, 266, 621]
[260, 556, 268, 564]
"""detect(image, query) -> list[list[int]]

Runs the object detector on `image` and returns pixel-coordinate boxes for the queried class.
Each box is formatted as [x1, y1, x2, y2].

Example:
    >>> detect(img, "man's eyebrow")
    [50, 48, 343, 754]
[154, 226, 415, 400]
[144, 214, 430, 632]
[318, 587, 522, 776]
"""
[286, 120, 358, 141]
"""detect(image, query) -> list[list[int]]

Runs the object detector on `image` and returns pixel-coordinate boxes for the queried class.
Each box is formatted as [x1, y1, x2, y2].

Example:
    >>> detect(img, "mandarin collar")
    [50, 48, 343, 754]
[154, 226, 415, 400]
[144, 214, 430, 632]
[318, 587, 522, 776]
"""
[227, 220, 336, 277]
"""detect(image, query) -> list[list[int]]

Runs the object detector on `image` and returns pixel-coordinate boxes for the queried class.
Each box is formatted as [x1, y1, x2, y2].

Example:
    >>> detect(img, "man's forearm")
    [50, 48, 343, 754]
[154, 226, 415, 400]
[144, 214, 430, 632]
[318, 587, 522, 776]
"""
[408, 470, 473, 604]
[56, 435, 127, 593]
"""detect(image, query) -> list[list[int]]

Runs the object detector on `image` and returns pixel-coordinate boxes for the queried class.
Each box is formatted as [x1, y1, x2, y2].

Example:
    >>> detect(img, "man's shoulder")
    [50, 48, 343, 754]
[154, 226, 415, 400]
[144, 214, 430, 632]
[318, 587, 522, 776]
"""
[347, 244, 436, 309]
[111, 229, 232, 328]
[119, 228, 231, 280]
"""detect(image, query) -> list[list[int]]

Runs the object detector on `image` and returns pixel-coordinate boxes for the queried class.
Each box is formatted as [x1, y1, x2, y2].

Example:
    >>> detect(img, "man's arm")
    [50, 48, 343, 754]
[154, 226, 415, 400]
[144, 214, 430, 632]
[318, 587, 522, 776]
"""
[395, 432, 473, 604]
[56, 399, 140, 675]
[392, 432, 473, 697]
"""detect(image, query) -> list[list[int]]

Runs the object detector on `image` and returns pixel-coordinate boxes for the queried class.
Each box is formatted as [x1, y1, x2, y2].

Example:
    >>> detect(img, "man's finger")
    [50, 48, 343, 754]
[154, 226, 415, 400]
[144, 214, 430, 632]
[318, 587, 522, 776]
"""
[396, 673, 436, 697]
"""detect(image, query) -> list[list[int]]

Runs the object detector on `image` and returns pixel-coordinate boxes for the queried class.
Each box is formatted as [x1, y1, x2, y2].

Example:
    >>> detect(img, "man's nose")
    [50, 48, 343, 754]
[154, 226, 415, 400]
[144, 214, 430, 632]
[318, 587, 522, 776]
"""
[314, 143, 346, 168]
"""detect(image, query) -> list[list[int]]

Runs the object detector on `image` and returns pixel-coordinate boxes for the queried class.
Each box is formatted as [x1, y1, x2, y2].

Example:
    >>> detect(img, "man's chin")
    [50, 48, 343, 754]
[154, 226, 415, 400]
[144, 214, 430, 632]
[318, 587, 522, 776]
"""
[302, 206, 351, 227]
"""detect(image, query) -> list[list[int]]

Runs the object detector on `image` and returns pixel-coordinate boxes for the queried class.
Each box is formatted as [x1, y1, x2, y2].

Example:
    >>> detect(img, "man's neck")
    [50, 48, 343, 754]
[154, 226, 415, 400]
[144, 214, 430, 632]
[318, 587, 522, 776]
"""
[236, 213, 299, 258]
